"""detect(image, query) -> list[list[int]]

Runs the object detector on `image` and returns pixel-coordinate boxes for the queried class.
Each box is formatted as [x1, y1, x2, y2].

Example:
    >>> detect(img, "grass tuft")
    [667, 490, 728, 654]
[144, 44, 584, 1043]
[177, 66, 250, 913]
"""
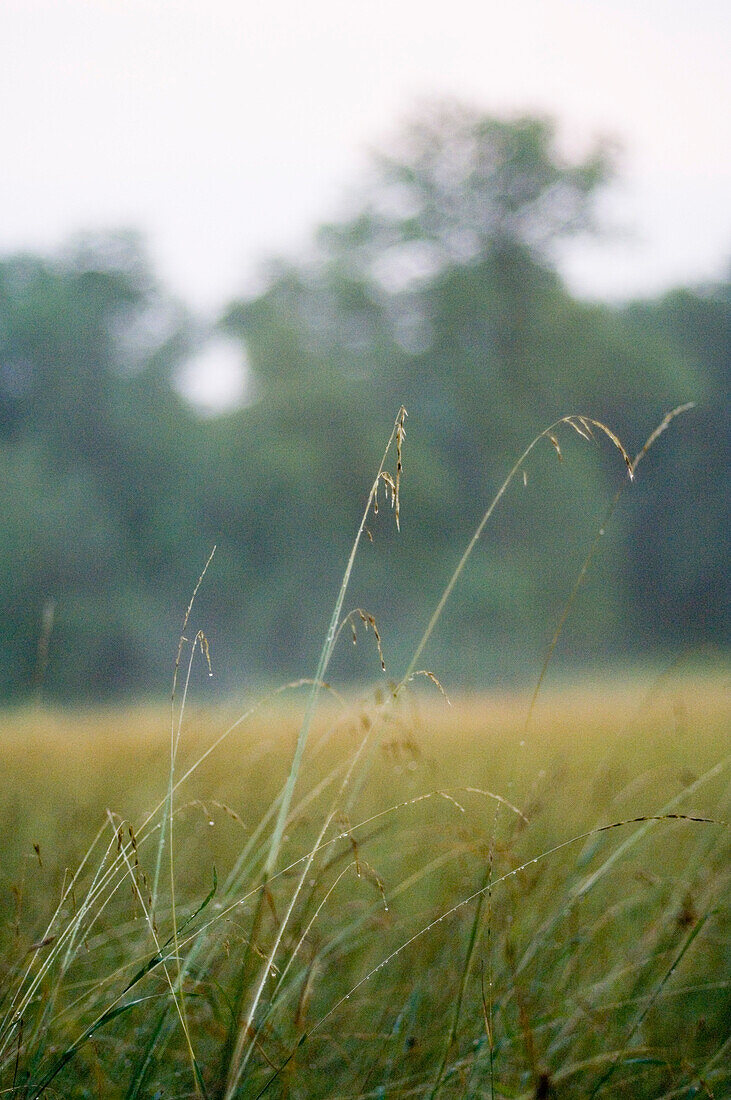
[0, 406, 728, 1099]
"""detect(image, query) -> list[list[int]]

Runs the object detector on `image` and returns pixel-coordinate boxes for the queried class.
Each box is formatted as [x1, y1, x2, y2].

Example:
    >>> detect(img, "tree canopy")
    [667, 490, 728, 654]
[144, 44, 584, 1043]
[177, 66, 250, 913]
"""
[0, 108, 727, 701]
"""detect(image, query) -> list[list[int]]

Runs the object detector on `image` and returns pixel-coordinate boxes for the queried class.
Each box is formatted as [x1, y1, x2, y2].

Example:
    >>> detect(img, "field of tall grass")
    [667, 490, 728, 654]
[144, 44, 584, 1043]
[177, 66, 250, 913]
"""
[1, 409, 728, 1098]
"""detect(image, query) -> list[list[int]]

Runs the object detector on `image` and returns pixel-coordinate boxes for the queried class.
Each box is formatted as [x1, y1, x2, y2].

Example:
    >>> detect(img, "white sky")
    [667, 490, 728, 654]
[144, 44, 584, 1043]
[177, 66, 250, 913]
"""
[1, 1, 729, 344]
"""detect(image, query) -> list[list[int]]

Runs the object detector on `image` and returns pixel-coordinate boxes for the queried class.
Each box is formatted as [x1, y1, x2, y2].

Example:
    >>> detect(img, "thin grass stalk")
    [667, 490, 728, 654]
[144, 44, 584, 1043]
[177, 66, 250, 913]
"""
[481, 959, 495, 1100]
[180, 754, 349, 1008]
[356, 991, 421, 1097]
[264, 407, 406, 882]
[261, 808, 725, 1093]
[165, 633, 210, 1096]
[220, 408, 407, 1097]
[306, 807, 725, 1041]
[34, 640, 212, 1097]
[0, 824, 123, 1074]
[151, 545, 216, 918]
[125, 1004, 171, 1100]
[4, 404, 722, 1100]
[225, 709, 387, 1096]
[26, 828, 195, 1098]
[113, 813, 204, 1085]
[211, 755, 354, 1093]
[697, 1034, 731, 1090]
[0, 818, 112, 1060]
[140, 678, 324, 861]
[171, 800, 503, 991]
[428, 864, 491, 1099]
[525, 403, 694, 728]
[239, 862, 361, 1098]
[396, 414, 632, 693]
[589, 911, 711, 1098]
[15, 557, 218, 1095]
[510, 761, 730, 987]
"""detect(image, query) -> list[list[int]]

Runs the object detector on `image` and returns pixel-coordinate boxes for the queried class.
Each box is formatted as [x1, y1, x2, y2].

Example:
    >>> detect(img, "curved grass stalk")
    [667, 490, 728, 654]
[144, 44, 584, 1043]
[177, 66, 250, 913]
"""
[254, 794, 726, 1097]
[152, 545, 216, 917]
[166, 785, 524, 968]
[509, 759, 730, 985]
[162, 631, 212, 1096]
[396, 414, 634, 693]
[3, 408, 626, 1086]
[264, 406, 407, 882]
[145, 546, 216, 1096]
[220, 407, 407, 1097]
[428, 863, 490, 1100]
[16, 831, 212, 1097]
[3, 554, 218, 1093]
[378, 409, 670, 1096]
[0, 820, 113, 1062]
[223, 701, 388, 1095]
[11, 763, 503, 1084]
[305, 799, 728, 1040]
[21, 678, 333, 1012]
[589, 910, 711, 1098]
[524, 403, 695, 729]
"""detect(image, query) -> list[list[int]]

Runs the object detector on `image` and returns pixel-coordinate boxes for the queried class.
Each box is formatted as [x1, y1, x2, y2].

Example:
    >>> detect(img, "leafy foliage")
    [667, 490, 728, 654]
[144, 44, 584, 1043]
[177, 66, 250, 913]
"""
[0, 108, 727, 701]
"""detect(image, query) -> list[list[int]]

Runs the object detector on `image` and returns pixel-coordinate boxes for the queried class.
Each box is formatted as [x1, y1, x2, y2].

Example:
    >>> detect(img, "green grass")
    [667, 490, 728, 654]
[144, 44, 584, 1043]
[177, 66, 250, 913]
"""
[1, 680, 728, 1098]
[0, 409, 728, 1098]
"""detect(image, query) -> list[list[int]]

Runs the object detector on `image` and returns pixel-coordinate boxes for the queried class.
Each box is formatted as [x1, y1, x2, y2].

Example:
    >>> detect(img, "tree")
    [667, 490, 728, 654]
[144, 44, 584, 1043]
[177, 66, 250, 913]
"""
[622, 281, 730, 647]
[221, 103, 709, 684]
[0, 233, 196, 699]
[0, 106, 721, 701]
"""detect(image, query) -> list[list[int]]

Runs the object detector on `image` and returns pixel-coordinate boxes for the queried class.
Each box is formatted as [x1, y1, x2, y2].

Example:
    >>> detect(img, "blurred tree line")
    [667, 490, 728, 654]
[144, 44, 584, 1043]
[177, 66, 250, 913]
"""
[0, 104, 728, 702]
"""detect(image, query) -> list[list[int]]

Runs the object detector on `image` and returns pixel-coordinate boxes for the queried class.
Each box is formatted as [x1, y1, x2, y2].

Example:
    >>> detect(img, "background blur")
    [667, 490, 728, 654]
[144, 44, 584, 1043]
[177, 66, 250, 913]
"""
[0, 1, 728, 702]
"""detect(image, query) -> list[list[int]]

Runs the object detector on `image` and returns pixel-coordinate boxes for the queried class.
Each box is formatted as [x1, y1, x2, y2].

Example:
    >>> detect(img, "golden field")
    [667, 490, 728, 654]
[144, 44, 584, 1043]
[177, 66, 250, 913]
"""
[1, 670, 729, 1098]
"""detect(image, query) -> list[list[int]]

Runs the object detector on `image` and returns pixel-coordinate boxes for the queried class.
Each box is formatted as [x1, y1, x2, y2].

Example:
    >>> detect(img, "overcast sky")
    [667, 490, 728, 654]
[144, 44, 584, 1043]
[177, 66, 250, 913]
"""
[2, 0, 730, 322]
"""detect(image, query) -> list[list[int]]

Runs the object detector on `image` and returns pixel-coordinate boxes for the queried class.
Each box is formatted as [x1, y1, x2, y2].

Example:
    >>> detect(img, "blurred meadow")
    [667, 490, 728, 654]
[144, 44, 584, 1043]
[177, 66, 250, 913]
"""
[1, 671, 728, 1097]
[0, 25, 729, 1096]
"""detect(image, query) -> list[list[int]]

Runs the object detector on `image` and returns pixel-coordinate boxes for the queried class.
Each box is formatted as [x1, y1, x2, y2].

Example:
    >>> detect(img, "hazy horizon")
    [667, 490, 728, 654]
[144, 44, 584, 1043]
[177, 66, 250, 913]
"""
[2, 0, 729, 321]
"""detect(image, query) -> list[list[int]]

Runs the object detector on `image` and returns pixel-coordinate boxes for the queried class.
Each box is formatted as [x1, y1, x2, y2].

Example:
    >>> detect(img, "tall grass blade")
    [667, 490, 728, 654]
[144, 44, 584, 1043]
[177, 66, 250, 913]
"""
[525, 403, 695, 727]
[222, 408, 407, 1098]
[397, 414, 633, 691]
